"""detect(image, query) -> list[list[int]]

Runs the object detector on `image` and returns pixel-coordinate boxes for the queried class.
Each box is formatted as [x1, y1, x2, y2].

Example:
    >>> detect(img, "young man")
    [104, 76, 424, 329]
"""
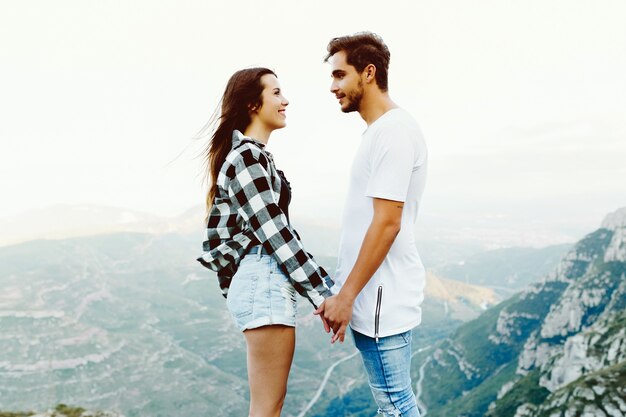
[315, 32, 428, 417]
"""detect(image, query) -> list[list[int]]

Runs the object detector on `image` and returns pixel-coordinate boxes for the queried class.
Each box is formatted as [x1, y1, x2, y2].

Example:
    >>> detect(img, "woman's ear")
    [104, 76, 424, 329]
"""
[248, 101, 260, 113]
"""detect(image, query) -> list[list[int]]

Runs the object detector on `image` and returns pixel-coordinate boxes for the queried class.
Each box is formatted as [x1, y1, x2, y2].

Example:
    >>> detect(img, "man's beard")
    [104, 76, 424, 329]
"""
[342, 81, 363, 113]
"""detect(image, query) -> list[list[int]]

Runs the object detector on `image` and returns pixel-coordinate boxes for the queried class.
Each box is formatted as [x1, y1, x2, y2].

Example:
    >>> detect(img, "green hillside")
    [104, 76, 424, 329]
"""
[408, 208, 626, 417]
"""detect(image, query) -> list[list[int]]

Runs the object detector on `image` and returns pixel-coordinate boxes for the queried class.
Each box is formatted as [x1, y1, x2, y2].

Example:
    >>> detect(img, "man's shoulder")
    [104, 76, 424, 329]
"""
[370, 112, 423, 144]
[384, 108, 420, 128]
[368, 109, 418, 134]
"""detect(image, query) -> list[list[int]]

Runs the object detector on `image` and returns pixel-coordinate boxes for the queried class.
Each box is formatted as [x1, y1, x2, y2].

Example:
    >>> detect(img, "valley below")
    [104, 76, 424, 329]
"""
[4, 207, 623, 417]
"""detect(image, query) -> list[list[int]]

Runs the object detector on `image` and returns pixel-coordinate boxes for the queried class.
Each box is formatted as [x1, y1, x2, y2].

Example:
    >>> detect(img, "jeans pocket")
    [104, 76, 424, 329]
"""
[226, 272, 258, 318]
[272, 271, 297, 308]
[399, 330, 412, 345]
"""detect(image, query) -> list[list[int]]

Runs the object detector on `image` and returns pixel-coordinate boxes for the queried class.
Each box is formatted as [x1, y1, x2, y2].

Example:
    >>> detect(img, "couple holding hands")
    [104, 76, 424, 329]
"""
[198, 32, 427, 417]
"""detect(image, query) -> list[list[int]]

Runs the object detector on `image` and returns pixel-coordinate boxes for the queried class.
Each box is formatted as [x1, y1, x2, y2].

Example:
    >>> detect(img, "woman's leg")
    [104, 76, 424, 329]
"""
[244, 324, 296, 417]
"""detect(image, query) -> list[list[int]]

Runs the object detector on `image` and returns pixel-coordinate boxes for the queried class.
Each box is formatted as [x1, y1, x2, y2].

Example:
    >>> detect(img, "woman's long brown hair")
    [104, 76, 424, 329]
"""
[202, 67, 276, 216]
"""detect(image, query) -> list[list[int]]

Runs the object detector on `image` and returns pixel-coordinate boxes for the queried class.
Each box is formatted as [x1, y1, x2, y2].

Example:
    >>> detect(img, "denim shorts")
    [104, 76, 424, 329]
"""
[226, 249, 297, 331]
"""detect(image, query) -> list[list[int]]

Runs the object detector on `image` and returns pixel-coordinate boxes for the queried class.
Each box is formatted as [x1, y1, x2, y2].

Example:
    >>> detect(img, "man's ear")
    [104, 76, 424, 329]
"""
[364, 64, 377, 84]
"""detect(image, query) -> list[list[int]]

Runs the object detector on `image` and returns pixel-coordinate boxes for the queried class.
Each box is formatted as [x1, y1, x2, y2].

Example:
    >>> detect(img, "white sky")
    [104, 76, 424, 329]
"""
[1, 0, 625, 243]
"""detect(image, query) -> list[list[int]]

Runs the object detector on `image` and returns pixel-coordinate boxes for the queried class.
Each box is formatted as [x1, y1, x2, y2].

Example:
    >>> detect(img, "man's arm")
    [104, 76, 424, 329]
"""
[315, 197, 403, 343]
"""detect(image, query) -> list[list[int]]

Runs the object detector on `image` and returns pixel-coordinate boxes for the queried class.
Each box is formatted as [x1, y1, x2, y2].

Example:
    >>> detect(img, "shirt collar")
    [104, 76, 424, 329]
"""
[232, 129, 266, 149]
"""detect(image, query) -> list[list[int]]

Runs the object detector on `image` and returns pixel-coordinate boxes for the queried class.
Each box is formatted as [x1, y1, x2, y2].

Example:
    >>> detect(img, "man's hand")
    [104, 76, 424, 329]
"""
[320, 294, 353, 343]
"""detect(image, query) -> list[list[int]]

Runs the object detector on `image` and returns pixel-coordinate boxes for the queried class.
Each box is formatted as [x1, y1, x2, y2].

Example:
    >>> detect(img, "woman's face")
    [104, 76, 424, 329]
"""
[253, 74, 289, 131]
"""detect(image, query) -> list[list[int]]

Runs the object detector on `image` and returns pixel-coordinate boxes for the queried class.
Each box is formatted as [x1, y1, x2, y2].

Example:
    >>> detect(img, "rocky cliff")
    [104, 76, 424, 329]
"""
[419, 207, 626, 417]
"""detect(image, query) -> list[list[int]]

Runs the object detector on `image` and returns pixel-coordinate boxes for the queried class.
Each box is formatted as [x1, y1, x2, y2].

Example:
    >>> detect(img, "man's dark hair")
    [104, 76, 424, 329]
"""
[324, 32, 391, 92]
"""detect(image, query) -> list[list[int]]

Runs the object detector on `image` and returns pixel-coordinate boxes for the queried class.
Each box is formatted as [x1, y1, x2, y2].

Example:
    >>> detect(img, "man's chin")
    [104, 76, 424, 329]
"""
[341, 103, 359, 113]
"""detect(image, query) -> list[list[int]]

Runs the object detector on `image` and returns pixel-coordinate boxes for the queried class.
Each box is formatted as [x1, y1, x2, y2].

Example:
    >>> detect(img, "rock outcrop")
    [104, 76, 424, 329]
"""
[419, 207, 626, 417]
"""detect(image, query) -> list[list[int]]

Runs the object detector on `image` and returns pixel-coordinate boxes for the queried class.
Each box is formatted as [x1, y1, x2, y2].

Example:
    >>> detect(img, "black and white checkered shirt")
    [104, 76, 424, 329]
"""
[197, 130, 334, 308]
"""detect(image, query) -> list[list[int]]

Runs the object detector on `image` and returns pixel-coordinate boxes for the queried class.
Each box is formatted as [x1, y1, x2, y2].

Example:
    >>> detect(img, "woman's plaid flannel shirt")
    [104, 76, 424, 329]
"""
[197, 130, 334, 308]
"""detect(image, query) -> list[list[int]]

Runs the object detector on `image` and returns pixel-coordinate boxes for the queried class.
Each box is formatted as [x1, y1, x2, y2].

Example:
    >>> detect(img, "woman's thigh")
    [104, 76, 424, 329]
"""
[244, 325, 296, 413]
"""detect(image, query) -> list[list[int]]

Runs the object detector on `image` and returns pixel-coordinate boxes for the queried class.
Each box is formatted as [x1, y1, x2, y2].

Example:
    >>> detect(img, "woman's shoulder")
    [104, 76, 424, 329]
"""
[223, 141, 272, 176]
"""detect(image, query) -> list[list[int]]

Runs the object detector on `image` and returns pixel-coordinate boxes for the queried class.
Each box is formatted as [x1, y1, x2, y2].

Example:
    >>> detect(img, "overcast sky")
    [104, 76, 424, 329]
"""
[1, 0, 625, 245]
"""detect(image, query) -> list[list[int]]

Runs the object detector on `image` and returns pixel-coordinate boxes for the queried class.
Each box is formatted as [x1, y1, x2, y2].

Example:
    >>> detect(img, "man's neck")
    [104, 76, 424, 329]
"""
[358, 92, 398, 126]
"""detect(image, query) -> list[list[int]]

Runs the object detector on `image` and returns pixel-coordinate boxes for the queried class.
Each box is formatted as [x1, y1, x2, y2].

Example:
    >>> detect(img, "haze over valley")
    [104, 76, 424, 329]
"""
[0, 204, 595, 416]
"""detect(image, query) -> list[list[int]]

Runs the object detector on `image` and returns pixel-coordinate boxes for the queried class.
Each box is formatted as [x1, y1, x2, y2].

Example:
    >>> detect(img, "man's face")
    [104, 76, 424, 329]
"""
[329, 51, 364, 113]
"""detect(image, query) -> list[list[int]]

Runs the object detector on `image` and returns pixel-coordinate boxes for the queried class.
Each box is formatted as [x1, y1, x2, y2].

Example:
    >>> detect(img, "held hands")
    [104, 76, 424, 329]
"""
[313, 293, 353, 344]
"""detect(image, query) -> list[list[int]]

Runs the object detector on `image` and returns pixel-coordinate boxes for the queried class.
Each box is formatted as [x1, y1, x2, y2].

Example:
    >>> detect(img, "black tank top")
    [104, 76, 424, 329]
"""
[276, 169, 291, 223]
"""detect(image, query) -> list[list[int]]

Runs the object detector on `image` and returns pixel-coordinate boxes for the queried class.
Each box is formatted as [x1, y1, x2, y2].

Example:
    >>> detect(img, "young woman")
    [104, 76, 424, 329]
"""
[197, 67, 334, 417]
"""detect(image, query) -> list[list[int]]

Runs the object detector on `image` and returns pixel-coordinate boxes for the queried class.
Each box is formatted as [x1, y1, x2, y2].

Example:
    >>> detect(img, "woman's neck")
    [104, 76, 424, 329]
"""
[243, 122, 271, 145]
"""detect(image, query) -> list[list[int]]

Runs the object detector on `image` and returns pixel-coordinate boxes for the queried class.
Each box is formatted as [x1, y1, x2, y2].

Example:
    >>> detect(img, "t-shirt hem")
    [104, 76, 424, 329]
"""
[349, 318, 422, 339]
[364, 191, 407, 202]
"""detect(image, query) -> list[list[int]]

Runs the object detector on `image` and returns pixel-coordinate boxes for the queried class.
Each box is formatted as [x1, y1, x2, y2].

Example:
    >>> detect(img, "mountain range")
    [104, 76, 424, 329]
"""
[433, 244, 572, 296]
[0, 229, 503, 416]
[5, 204, 617, 416]
[417, 207, 626, 417]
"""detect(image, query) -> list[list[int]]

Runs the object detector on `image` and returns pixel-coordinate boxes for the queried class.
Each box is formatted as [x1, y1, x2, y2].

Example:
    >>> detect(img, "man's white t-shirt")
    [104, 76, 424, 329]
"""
[334, 108, 428, 339]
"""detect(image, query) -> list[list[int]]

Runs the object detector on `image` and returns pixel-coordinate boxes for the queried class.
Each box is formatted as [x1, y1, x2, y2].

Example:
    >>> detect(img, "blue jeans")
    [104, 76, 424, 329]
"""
[352, 328, 421, 417]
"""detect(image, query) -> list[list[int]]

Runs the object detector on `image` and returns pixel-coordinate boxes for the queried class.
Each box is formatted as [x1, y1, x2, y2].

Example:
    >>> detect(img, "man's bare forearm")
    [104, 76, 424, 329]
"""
[338, 214, 400, 302]
[318, 198, 403, 343]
